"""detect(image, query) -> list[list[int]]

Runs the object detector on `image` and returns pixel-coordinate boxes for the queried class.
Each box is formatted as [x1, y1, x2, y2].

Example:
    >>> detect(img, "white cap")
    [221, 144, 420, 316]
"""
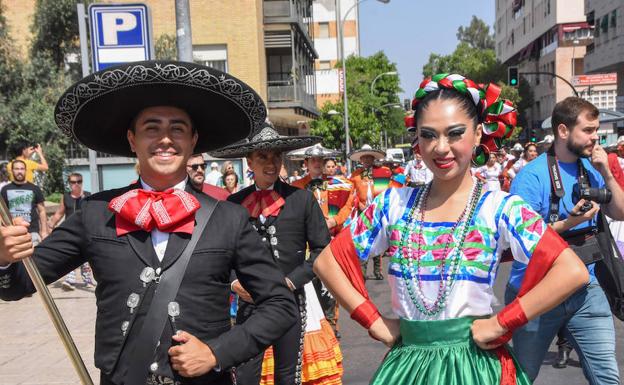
[617, 136, 624, 145]
[211, 162, 219, 168]
[512, 143, 523, 152]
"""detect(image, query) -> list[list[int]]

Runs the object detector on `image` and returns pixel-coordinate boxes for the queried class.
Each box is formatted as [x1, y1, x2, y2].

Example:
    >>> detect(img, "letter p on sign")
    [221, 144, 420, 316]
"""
[101, 13, 137, 45]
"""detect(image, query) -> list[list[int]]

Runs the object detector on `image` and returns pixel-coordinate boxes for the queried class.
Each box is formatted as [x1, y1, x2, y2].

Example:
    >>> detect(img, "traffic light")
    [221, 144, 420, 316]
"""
[530, 128, 537, 142]
[508, 66, 519, 87]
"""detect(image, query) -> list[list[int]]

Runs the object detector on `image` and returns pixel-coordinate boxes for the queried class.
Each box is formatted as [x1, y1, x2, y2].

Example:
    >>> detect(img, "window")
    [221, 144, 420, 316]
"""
[267, 48, 293, 82]
[601, 15, 609, 33]
[193, 44, 228, 72]
[319, 22, 330, 38]
[547, 0, 551, 15]
[523, 17, 526, 34]
[611, 10, 617, 28]
[318, 60, 331, 70]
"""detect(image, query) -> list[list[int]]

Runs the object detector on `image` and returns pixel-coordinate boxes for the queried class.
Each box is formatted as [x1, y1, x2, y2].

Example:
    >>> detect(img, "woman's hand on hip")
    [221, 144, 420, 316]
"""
[471, 316, 507, 350]
[368, 316, 401, 348]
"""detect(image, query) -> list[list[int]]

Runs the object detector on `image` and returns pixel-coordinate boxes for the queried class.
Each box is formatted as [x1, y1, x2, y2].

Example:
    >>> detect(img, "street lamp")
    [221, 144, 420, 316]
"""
[336, 0, 391, 173]
[372, 103, 402, 149]
[327, 109, 352, 153]
[370, 71, 398, 95]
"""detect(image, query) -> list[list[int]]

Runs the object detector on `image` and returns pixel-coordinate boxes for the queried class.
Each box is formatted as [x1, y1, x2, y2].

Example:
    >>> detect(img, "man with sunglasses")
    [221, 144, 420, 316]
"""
[186, 154, 229, 200]
[49, 173, 96, 290]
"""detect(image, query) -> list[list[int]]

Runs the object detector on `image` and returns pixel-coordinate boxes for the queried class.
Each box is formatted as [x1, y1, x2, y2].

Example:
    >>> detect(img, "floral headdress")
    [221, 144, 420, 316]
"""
[404, 73, 517, 166]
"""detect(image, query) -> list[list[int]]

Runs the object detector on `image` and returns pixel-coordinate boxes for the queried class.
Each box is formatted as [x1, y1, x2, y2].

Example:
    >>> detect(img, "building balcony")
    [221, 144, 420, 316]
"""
[264, 0, 316, 56]
[267, 79, 318, 119]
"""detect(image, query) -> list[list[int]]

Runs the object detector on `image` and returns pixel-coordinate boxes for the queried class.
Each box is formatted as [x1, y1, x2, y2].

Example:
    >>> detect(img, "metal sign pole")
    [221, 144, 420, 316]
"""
[77, 3, 100, 194]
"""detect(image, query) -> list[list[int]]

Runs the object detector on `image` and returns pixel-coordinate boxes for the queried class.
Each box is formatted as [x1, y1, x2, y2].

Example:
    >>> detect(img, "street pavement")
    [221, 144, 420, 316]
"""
[0, 263, 622, 385]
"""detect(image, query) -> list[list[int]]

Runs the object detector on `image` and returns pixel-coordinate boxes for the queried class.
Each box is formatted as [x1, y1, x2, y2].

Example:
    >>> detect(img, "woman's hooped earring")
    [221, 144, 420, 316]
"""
[471, 145, 489, 167]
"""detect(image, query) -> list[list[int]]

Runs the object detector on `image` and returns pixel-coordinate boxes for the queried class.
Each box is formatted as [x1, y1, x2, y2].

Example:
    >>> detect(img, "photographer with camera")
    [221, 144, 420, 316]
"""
[506, 97, 622, 385]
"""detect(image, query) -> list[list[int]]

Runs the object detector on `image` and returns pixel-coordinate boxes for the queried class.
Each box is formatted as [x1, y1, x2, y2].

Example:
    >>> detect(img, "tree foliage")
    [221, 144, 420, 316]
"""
[422, 16, 533, 139]
[30, 0, 91, 73]
[0, 0, 83, 194]
[155, 34, 178, 60]
[456, 15, 495, 50]
[311, 52, 403, 151]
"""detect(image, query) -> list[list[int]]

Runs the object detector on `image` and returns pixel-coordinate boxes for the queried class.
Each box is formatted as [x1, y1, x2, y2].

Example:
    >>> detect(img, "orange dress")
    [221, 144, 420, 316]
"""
[260, 282, 343, 385]
[349, 166, 393, 211]
[292, 174, 354, 236]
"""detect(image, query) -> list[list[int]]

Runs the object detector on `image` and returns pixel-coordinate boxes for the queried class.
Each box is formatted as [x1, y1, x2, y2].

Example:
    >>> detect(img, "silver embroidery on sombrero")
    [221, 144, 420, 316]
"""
[209, 124, 321, 158]
[55, 63, 267, 139]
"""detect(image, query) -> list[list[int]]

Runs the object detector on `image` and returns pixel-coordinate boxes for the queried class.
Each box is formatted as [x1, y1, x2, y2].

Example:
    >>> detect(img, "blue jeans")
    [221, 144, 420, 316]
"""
[504, 283, 619, 385]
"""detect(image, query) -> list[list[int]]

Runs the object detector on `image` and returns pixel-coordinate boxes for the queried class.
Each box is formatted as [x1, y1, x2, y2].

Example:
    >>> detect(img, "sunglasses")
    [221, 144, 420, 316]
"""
[188, 162, 207, 171]
[69, 180, 82, 185]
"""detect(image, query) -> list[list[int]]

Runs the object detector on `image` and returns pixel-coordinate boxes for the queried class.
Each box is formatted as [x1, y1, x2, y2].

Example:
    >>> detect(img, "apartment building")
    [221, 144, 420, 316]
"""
[494, 0, 617, 136]
[584, 0, 623, 112]
[312, 0, 360, 108]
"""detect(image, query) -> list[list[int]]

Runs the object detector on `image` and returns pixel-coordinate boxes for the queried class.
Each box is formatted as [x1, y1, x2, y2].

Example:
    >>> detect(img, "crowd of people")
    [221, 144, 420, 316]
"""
[0, 61, 622, 385]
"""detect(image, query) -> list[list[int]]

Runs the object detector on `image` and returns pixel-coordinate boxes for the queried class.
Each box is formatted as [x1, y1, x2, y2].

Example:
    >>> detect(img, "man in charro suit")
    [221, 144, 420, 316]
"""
[210, 123, 331, 385]
[0, 61, 297, 385]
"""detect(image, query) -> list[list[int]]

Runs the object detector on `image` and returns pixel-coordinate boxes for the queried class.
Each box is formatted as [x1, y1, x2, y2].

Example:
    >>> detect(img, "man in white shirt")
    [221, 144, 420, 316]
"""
[205, 162, 222, 186]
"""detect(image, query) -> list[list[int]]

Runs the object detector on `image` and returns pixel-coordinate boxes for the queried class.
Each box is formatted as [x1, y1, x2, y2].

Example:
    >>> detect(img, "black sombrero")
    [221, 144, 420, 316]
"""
[54, 60, 267, 157]
[209, 122, 321, 159]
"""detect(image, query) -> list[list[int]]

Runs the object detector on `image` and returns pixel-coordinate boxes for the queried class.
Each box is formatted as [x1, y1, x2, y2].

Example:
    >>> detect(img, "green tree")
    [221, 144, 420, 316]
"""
[422, 16, 533, 137]
[3, 59, 69, 194]
[456, 15, 495, 50]
[30, 0, 92, 79]
[155, 34, 178, 60]
[0, 1, 22, 99]
[0, 0, 82, 193]
[311, 52, 403, 151]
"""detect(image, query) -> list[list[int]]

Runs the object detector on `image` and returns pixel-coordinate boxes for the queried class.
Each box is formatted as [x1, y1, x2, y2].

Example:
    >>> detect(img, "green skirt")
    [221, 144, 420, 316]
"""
[370, 317, 532, 385]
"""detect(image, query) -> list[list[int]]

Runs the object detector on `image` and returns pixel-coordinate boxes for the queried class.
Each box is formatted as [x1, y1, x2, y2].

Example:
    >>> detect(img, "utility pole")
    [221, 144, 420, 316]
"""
[77, 3, 100, 194]
[175, 0, 193, 61]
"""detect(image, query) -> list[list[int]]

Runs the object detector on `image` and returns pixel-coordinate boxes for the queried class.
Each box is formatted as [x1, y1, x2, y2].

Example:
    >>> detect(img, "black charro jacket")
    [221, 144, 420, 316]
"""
[0, 181, 297, 384]
[227, 180, 330, 290]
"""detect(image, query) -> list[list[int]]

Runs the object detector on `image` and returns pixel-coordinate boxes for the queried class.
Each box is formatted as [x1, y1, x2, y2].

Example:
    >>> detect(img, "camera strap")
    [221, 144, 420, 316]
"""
[546, 146, 591, 223]
[546, 146, 565, 223]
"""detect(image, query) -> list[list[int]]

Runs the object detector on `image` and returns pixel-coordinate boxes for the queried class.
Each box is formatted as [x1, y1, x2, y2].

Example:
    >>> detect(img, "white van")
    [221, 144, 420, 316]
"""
[385, 148, 405, 163]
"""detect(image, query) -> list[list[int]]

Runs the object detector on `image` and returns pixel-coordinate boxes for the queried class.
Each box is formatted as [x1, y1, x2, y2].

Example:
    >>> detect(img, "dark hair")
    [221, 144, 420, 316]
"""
[67, 172, 83, 181]
[523, 143, 537, 159]
[223, 170, 238, 186]
[551, 97, 599, 138]
[415, 88, 480, 128]
[324, 158, 337, 166]
[12, 142, 31, 158]
[11, 159, 26, 170]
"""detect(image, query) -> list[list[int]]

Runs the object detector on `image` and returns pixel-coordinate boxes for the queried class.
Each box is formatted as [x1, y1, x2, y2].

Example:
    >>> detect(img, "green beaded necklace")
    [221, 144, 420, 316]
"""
[399, 180, 483, 316]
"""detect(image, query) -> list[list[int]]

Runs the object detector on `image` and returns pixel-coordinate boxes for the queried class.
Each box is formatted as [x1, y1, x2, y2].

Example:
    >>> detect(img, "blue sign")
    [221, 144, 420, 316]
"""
[89, 4, 153, 71]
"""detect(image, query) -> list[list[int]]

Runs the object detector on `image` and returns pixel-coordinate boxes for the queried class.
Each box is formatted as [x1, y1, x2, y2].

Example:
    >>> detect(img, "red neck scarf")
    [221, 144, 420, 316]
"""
[108, 189, 200, 236]
[242, 189, 285, 219]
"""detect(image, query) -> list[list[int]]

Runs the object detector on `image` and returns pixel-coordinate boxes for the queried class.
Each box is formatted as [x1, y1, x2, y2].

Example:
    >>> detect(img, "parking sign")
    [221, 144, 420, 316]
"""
[89, 4, 153, 71]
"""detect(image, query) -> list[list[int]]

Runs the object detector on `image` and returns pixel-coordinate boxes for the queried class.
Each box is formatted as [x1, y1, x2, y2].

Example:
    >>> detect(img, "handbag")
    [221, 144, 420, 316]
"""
[594, 211, 624, 321]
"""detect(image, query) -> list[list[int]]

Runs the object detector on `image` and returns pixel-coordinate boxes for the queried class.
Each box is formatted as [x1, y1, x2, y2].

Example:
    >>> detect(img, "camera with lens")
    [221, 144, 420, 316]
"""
[572, 181, 612, 213]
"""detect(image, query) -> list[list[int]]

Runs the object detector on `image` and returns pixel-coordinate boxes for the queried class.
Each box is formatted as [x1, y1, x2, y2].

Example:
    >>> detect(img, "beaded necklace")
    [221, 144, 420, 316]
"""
[400, 180, 483, 316]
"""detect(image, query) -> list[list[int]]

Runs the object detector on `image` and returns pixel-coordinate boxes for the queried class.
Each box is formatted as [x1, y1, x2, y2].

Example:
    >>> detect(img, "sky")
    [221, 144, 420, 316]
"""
[359, 0, 495, 101]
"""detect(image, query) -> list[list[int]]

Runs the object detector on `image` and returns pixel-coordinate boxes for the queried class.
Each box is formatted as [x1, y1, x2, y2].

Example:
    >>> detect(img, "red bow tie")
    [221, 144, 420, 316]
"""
[108, 189, 200, 236]
[242, 190, 285, 219]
